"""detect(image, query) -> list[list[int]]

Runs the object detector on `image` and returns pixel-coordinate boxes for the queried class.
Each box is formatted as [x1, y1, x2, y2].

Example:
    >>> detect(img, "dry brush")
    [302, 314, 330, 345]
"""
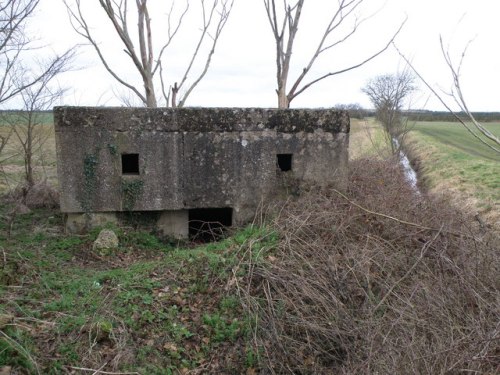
[241, 158, 499, 374]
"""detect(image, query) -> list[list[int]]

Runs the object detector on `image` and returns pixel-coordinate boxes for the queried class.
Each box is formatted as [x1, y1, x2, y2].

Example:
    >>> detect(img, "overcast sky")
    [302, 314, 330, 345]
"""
[25, 0, 500, 111]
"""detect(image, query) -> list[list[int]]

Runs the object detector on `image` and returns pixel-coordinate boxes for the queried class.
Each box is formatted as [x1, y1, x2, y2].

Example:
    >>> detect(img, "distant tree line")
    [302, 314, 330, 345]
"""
[404, 111, 500, 122]
[333, 104, 372, 119]
[331, 106, 500, 123]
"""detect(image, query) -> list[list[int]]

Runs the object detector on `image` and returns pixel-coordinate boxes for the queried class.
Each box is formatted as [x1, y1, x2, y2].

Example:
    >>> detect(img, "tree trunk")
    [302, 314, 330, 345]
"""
[144, 75, 157, 107]
[277, 87, 289, 109]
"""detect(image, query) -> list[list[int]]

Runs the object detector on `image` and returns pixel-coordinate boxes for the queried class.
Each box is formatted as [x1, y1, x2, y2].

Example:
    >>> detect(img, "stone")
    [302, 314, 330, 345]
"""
[92, 229, 119, 256]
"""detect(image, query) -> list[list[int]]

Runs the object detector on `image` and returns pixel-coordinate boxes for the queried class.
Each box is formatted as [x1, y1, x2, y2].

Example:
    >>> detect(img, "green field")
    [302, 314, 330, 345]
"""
[349, 118, 393, 160]
[0, 115, 57, 191]
[0, 111, 53, 127]
[407, 121, 499, 222]
[411, 121, 500, 162]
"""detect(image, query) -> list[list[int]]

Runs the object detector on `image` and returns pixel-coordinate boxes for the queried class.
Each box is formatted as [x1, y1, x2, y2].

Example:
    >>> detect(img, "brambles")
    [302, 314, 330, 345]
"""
[241, 158, 499, 374]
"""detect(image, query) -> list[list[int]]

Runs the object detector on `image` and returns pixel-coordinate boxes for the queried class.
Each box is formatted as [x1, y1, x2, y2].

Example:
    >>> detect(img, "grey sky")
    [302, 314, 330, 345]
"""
[26, 0, 500, 111]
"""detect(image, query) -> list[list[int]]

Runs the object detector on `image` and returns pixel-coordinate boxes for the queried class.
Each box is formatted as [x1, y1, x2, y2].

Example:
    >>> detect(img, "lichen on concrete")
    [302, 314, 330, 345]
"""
[54, 107, 350, 235]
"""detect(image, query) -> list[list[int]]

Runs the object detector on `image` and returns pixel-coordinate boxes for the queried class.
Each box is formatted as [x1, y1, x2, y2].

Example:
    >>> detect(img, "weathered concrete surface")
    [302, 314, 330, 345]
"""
[54, 107, 349, 234]
[65, 213, 118, 234]
[157, 210, 189, 239]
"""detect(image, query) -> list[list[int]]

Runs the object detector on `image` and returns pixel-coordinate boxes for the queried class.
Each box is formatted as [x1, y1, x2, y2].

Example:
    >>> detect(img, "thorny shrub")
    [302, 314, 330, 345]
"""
[241, 158, 499, 374]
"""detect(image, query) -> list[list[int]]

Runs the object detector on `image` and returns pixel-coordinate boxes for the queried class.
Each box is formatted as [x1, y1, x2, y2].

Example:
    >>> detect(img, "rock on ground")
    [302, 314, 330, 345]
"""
[92, 229, 119, 256]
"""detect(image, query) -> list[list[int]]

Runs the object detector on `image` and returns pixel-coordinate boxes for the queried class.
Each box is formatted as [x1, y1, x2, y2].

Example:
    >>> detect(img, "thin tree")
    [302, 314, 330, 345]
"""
[0, 0, 77, 187]
[10, 52, 74, 187]
[63, 0, 234, 108]
[1, 0, 72, 105]
[395, 41, 500, 153]
[362, 71, 416, 154]
[263, 0, 405, 108]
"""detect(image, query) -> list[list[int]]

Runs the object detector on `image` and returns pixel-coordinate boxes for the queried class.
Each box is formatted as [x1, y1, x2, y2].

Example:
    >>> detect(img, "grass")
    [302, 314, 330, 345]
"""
[0, 111, 53, 127]
[349, 118, 392, 160]
[0, 121, 57, 192]
[411, 121, 500, 161]
[407, 121, 500, 224]
[349, 117, 499, 227]
[0, 206, 278, 373]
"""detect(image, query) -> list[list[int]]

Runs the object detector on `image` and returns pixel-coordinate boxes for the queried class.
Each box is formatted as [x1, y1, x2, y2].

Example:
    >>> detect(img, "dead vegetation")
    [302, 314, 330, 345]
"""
[241, 158, 499, 374]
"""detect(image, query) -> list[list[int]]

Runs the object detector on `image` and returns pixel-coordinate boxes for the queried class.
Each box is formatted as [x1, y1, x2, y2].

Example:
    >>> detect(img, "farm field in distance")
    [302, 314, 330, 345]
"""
[0, 111, 57, 192]
[350, 117, 499, 228]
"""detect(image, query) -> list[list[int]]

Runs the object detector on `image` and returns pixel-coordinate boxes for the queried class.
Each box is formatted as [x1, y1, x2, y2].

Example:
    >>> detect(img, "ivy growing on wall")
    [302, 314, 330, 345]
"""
[80, 153, 99, 212]
[121, 179, 144, 211]
[107, 143, 117, 155]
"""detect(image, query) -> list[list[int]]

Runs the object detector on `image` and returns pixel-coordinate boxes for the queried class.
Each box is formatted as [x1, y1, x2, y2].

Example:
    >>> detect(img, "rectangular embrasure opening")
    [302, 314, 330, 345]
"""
[121, 153, 139, 175]
[277, 153, 293, 172]
[188, 207, 233, 242]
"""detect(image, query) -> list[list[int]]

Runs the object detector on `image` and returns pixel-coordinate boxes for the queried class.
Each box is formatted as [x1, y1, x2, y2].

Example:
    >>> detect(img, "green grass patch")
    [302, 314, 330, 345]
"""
[412, 121, 500, 162]
[408, 121, 500, 215]
[0, 205, 276, 373]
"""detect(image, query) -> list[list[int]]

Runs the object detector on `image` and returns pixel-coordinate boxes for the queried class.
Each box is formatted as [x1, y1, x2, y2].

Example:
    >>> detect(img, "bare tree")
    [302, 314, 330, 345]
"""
[0, 0, 76, 192]
[63, 0, 233, 108]
[263, 0, 405, 108]
[362, 71, 416, 154]
[1, 0, 39, 104]
[395, 41, 500, 153]
[9, 52, 74, 187]
[1, 1, 74, 104]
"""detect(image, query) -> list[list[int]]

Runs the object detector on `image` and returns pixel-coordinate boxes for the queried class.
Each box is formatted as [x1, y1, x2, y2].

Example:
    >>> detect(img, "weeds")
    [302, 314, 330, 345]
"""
[241, 158, 500, 374]
[0, 204, 267, 373]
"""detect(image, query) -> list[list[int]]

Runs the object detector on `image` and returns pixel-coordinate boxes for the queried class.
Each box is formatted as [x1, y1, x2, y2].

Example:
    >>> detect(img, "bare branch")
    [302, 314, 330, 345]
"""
[64, 0, 231, 108]
[264, 0, 405, 108]
[362, 69, 416, 154]
[0, 0, 65, 105]
[177, 0, 234, 107]
[289, 18, 406, 102]
[63, 0, 148, 105]
[152, 1, 190, 76]
[394, 43, 500, 153]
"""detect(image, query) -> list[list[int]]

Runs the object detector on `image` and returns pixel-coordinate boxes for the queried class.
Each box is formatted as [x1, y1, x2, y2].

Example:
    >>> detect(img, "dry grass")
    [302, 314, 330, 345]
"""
[349, 118, 392, 160]
[0, 124, 57, 192]
[241, 158, 499, 374]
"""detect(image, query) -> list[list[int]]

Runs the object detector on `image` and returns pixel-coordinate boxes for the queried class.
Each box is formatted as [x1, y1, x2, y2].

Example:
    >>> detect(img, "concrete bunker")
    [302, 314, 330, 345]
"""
[54, 107, 350, 239]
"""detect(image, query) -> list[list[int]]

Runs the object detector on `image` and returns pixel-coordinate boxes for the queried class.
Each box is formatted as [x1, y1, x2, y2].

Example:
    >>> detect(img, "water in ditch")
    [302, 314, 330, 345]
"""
[393, 138, 419, 194]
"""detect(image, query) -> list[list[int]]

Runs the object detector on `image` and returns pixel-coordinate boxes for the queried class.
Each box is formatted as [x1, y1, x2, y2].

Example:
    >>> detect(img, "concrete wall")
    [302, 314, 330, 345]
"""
[54, 107, 349, 235]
